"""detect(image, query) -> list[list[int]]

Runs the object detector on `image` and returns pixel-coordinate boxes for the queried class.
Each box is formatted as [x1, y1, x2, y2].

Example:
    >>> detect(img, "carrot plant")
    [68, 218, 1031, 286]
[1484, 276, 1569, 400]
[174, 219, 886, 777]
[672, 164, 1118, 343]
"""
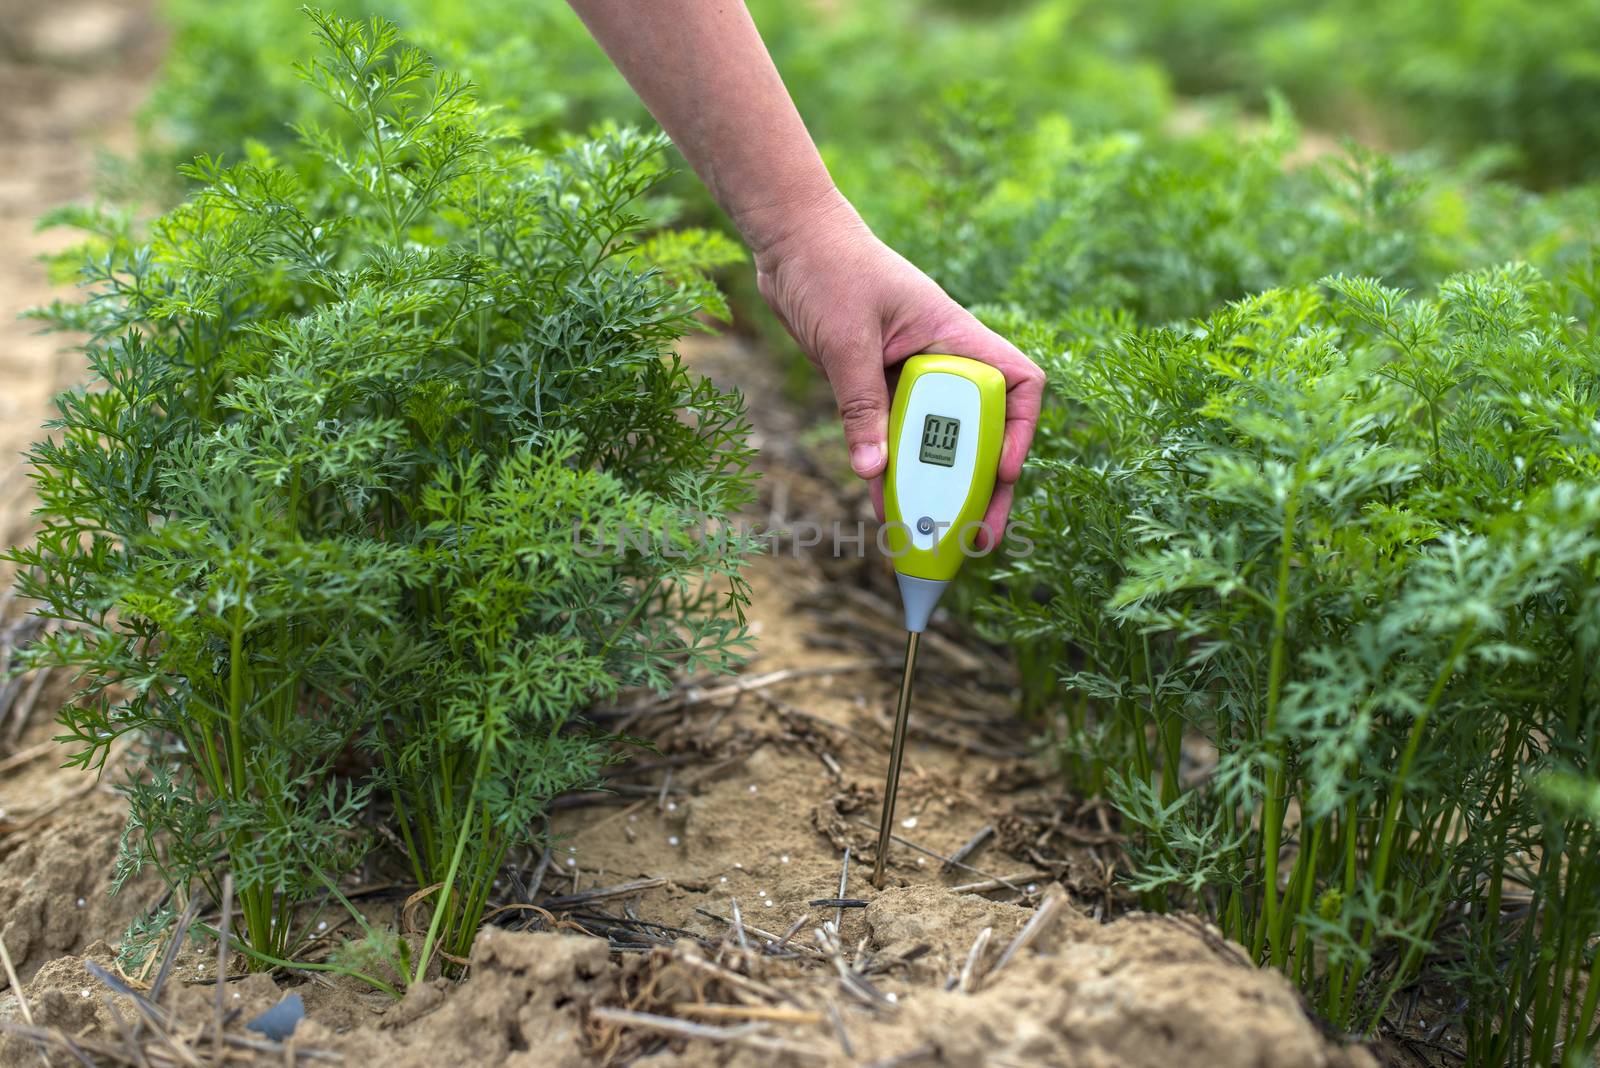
[9, 10, 753, 979]
[994, 262, 1600, 1059]
[837, 94, 1600, 330]
[1094, 0, 1600, 185]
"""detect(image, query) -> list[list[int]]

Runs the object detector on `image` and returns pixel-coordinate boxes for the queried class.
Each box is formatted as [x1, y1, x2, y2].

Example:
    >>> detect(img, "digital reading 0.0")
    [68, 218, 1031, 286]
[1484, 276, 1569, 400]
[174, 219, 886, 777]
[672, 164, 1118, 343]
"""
[918, 413, 959, 467]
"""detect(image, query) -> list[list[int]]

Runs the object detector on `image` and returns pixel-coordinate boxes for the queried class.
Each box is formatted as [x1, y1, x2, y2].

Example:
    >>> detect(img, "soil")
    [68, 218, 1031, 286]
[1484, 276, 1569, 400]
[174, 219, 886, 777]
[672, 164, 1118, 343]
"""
[0, 0, 167, 998]
[0, 0, 163, 559]
[0, 5, 1386, 1066]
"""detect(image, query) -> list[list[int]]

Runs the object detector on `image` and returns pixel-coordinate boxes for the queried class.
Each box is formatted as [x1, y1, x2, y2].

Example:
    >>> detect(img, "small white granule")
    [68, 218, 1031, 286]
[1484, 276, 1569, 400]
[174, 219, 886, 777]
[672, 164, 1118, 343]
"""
[901, 817, 917, 829]
[668, 836, 681, 846]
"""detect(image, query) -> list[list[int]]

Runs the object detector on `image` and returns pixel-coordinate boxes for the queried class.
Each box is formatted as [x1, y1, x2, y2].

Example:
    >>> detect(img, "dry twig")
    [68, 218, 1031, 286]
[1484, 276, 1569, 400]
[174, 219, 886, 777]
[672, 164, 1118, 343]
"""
[832, 847, 851, 934]
[957, 927, 992, 994]
[851, 819, 1029, 895]
[541, 878, 665, 909]
[948, 872, 1047, 895]
[987, 885, 1069, 982]
[943, 825, 994, 873]
[672, 1003, 823, 1024]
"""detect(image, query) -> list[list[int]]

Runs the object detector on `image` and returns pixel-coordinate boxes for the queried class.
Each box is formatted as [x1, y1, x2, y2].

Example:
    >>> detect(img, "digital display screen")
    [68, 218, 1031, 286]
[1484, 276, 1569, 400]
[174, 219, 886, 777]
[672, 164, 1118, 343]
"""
[919, 414, 961, 467]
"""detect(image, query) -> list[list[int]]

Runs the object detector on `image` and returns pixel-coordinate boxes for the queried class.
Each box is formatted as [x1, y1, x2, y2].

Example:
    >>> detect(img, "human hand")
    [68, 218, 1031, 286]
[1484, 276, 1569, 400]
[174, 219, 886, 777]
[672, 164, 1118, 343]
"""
[749, 193, 1045, 547]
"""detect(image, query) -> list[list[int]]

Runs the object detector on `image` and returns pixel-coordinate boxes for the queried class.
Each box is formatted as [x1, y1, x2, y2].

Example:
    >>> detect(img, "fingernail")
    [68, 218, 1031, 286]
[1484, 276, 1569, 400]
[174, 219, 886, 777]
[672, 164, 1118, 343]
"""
[850, 442, 884, 477]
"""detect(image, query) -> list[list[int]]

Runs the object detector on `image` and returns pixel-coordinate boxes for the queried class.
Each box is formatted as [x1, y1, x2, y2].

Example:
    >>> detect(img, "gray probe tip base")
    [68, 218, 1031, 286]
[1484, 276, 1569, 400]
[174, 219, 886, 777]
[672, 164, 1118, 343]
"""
[896, 573, 950, 634]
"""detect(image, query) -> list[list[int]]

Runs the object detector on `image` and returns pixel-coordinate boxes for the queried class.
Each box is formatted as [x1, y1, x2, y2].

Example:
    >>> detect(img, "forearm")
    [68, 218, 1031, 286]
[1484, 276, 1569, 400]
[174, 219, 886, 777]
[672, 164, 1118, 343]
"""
[564, 0, 855, 259]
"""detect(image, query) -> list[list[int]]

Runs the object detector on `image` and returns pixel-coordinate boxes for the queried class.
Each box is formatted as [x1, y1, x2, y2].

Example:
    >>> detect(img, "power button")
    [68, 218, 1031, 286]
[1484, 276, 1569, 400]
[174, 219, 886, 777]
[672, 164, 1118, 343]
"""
[916, 516, 936, 535]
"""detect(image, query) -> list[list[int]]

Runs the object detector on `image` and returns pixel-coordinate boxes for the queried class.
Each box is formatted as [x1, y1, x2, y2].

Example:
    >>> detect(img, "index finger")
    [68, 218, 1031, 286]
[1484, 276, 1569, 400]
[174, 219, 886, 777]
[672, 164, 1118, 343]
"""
[945, 322, 1045, 486]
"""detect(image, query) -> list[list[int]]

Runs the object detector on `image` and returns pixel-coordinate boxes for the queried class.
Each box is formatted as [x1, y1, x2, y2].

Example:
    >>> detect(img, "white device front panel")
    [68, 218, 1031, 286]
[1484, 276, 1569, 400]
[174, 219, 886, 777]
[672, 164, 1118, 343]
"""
[894, 371, 982, 551]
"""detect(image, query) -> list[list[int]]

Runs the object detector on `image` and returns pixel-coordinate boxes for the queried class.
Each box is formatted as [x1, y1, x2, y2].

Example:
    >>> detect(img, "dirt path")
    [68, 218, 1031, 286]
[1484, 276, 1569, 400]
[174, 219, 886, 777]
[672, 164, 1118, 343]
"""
[0, 0, 167, 996]
[0, 0, 162, 554]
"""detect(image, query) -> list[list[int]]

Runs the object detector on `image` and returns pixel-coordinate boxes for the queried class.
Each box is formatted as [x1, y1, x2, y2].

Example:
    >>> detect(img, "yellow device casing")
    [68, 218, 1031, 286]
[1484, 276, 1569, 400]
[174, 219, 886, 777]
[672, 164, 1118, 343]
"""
[883, 354, 1006, 582]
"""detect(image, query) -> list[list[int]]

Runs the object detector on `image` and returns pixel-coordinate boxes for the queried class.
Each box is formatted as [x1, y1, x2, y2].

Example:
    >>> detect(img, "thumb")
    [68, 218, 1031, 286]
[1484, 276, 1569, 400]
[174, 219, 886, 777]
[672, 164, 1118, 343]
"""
[827, 345, 891, 480]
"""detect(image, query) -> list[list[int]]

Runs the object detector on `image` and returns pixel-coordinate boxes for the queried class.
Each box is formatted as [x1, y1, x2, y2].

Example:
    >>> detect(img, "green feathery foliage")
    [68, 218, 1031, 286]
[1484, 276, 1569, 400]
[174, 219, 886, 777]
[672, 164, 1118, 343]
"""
[1090, 0, 1600, 185]
[839, 95, 1600, 327]
[994, 262, 1600, 1061]
[9, 10, 754, 982]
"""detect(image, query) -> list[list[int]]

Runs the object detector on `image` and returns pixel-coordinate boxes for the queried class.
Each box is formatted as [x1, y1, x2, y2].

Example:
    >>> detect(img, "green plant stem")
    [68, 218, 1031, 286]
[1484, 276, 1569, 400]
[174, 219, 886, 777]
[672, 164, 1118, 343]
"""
[1561, 839, 1600, 1051]
[1253, 486, 1299, 963]
[411, 737, 493, 987]
[1160, 713, 1182, 809]
[1533, 823, 1593, 1066]
[1284, 810, 1322, 976]
[1569, 926, 1600, 1059]
[390, 787, 428, 892]
[226, 599, 248, 803]
[1475, 716, 1522, 1060]
[1343, 624, 1472, 1020]
[199, 922, 401, 999]
[1364, 858, 1452, 1035]
[225, 590, 280, 959]
[1326, 795, 1361, 1027]
[1507, 844, 1557, 1067]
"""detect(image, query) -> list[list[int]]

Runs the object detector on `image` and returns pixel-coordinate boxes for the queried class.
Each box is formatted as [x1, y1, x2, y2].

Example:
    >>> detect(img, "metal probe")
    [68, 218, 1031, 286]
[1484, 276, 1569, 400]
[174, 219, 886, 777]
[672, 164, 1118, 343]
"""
[873, 353, 1004, 890]
[872, 630, 921, 888]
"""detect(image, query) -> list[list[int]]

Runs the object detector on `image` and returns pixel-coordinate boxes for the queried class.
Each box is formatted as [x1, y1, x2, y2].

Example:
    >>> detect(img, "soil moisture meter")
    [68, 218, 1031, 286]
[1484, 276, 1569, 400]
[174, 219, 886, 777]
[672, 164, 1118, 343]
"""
[872, 354, 1006, 888]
